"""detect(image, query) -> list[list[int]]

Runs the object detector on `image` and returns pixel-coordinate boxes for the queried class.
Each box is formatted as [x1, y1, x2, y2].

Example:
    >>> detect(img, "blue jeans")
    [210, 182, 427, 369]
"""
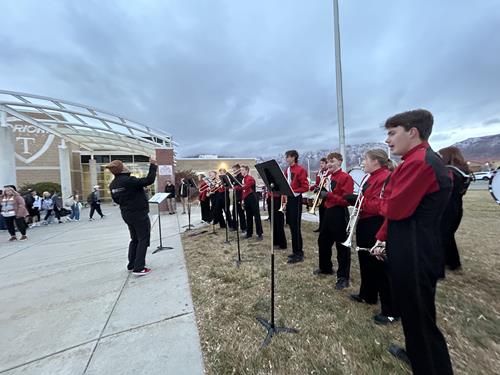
[70, 204, 81, 220]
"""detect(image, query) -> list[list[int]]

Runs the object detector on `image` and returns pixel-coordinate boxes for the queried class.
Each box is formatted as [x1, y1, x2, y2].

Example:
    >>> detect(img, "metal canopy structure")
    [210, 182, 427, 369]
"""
[0, 90, 175, 155]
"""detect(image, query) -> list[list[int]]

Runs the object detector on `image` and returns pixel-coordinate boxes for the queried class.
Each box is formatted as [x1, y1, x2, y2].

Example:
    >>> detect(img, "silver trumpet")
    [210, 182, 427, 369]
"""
[341, 193, 364, 247]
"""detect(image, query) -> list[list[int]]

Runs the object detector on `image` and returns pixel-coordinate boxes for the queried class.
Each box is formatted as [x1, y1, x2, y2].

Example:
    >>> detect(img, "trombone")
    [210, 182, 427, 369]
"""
[308, 174, 328, 214]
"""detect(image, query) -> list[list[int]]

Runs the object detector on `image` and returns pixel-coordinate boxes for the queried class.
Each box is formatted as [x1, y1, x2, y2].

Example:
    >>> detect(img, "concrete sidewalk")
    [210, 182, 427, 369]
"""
[0, 205, 204, 375]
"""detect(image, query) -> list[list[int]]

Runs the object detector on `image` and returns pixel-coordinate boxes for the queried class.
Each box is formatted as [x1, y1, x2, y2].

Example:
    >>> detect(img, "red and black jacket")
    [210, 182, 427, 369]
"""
[376, 141, 452, 278]
[324, 169, 354, 209]
[284, 163, 309, 195]
[359, 167, 391, 220]
[199, 180, 208, 202]
[235, 175, 257, 200]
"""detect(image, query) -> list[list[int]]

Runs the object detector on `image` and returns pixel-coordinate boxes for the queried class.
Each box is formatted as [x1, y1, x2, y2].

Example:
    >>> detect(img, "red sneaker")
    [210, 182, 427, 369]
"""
[132, 267, 152, 276]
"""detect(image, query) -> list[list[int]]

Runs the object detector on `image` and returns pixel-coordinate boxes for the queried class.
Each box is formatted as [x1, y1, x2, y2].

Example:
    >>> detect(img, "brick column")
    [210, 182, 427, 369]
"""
[155, 148, 175, 212]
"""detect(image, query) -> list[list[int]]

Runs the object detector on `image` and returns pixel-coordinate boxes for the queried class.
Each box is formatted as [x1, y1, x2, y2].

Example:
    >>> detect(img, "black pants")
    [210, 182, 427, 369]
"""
[44, 208, 61, 221]
[441, 207, 463, 270]
[356, 216, 398, 316]
[222, 191, 234, 229]
[89, 202, 104, 219]
[200, 199, 212, 222]
[4, 216, 27, 236]
[318, 206, 350, 278]
[232, 198, 247, 231]
[267, 196, 286, 248]
[389, 238, 453, 374]
[244, 194, 263, 237]
[211, 193, 226, 228]
[318, 202, 325, 229]
[123, 214, 151, 272]
[285, 195, 303, 256]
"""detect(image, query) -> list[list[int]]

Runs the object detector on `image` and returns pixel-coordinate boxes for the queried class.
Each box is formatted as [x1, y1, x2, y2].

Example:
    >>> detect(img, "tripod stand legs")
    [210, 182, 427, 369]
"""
[256, 318, 299, 348]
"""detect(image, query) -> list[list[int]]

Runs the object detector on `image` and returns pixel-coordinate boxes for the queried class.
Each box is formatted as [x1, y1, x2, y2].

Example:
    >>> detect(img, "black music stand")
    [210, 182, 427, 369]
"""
[255, 160, 299, 348]
[220, 174, 232, 244]
[149, 193, 174, 254]
[227, 171, 242, 266]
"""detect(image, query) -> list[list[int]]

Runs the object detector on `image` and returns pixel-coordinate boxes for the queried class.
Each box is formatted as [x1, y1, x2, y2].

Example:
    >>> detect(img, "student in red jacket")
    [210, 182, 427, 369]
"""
[283, 150, 309, 264]
[372, 109, 453, 374]
[239, 165, 263, 240]
[316, 153, 354, 289]
[348, 149, 399, 325]
[310, 157, 328, 232]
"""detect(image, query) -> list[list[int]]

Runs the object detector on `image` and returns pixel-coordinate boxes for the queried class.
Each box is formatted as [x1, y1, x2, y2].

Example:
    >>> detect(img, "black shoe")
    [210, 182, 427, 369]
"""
[287, 253, 295, 259]
[244, 235, 252, 239]
[256, 235, 263, 241]
[313, 268, 334, 276]
[313, 228, 321, 233]
[274, 245, 287, 250]
[388, 344, 411, 367]
[374, 314, 400, 325]
[350, 294, 364, 303]
[287, 255, 304, 264]
[335, 278, 349, 290]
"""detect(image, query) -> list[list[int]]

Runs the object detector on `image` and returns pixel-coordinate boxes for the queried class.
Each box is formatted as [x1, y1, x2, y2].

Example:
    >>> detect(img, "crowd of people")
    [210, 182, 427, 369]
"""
[0, 185, 107, 241]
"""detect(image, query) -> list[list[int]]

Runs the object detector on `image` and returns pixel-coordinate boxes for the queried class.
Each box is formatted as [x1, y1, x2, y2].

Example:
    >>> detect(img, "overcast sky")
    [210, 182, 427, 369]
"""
[1, 0, 499, 157]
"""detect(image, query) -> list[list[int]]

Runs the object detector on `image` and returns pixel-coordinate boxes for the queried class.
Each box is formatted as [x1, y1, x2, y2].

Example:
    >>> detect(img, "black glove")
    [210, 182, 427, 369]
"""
[313, 187, 320, 194]
[343, 194, 358, 206]
[319, 190, 329, 199]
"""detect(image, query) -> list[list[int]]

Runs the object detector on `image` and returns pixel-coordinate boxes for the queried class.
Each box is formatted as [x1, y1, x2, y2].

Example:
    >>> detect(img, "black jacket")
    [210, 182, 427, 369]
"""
[178, 182, 189, 198]
[164, 184, 176, 197]
[109, 164, 157, 217]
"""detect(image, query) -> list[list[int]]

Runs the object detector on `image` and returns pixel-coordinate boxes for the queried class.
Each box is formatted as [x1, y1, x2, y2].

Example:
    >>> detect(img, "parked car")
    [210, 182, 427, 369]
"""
[473, 171, 493, 181]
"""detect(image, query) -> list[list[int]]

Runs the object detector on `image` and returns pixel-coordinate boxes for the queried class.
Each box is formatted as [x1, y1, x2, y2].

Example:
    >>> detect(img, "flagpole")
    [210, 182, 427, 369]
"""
[333, 0, 346, 170]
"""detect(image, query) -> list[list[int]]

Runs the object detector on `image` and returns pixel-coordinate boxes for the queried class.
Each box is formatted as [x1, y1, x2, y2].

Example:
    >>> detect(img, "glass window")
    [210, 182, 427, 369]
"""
[81, 155, 91, 163]
[114, 155, 133, 163]
[95, 155, 110, 163]
[134, 155, 150, 162]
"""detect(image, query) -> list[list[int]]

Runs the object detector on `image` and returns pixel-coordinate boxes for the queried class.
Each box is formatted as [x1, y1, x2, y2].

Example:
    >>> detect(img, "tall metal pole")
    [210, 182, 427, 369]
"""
[333, 0, 346, 170]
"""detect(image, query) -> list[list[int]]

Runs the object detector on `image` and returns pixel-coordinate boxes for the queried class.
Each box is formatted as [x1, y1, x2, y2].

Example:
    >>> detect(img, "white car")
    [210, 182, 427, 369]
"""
[473, 171, 492, 181]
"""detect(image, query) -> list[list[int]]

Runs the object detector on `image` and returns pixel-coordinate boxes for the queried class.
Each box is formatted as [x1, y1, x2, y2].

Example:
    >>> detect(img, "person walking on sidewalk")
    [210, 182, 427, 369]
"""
[107, 158, 158, 277]
[88, 185, 104, 220]
[1, 186, 29, 241]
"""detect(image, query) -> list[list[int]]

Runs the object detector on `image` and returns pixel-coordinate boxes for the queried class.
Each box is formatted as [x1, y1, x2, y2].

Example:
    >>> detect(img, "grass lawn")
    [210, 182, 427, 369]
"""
[182, 190, 499, 375]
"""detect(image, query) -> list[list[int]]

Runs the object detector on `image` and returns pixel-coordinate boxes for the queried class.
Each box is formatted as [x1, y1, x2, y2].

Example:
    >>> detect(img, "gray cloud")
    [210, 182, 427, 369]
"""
[1, 0, 499, 157]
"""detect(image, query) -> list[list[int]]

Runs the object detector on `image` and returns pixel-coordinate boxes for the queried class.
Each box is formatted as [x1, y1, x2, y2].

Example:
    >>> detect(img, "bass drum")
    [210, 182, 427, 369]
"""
[488, 168, 500, 204]
[348, 167, 367, 193]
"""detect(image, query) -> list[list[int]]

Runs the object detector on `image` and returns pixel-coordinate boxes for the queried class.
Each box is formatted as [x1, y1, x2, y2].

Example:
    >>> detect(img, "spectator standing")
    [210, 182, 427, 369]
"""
[164, 180, 176, 214]
[1, 186, 29, 241]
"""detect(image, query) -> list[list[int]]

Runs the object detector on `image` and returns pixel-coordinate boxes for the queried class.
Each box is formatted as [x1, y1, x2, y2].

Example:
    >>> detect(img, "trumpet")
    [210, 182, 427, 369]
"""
[341, 175, 369, 247]
[309, 174, 328, 214]
[278, 195, 287, 213]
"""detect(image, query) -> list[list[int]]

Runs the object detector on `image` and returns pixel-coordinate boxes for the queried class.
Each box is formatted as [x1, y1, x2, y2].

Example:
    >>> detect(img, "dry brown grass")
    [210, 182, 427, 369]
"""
[182, 190, 500, 375]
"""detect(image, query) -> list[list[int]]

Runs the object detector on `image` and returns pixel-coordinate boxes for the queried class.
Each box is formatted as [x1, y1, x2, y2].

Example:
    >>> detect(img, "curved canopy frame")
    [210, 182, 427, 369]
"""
[0, 90, 175, 155]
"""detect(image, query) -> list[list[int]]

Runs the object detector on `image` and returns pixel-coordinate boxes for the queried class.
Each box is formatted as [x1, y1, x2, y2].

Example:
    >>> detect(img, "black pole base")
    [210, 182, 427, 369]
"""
[152, 245, 174, 254]
[256, 317, 298, 348]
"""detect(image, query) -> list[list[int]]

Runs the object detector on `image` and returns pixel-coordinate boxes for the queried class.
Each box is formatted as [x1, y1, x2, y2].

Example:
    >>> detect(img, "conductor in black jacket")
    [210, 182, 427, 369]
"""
[107, 158, 158, 277]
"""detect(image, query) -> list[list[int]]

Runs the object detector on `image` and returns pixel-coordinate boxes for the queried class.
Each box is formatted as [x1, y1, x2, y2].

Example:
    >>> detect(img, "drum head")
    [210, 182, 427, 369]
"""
[348, 168, 367, 193]
[489, 168, 500, 204]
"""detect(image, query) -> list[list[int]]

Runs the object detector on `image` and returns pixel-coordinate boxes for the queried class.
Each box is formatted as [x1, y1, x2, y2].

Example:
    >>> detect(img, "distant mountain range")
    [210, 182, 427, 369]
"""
[452, 134, 500, 163]
[256, 134, 500, 170]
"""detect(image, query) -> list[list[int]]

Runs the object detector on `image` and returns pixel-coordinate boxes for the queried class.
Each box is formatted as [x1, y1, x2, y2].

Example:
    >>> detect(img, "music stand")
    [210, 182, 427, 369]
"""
[149, 193, 174, 253]
[182, 178, 197, 231]
[255, 159, 299, 348]
[227, 171, 242, 266]
[220, 174, 232, 244]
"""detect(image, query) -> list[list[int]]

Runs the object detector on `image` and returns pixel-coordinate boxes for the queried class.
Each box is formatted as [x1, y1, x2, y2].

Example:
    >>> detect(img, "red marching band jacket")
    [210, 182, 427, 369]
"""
[310, 168, 329, 191]
[376, 141, 449, 241]
[199, 180, 208, 201]
[323, 169, 354, 209]
[359, 167, 391, 220]
[234, 174, 256, 200]
[284, 164, 309, 194]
